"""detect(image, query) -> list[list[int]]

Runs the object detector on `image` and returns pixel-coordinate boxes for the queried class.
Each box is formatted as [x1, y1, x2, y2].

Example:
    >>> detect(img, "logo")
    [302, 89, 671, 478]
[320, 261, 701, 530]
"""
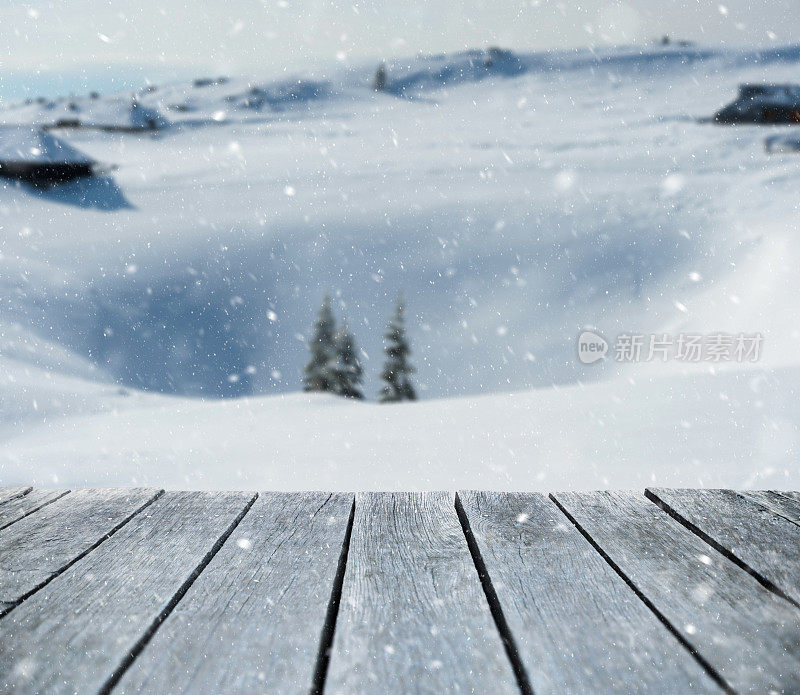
[577, 331, 608, 364]
[575, 331, 762, 364]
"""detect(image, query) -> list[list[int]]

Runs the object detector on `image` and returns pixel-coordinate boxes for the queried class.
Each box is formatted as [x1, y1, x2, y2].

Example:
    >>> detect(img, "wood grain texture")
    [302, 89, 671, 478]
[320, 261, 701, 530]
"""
[740, 490, 800, 527]
[0, 488, 31, 506]
[0, 489, 70, 531]
[326, 492, 517, 695]
[553, 491, 800, 694]
[458, 491, 721, 693]
[648, 488, 800, 605]
[0, 487, 160, 608]
[115, 492, 353, 694]
[0, 490, 255, 695]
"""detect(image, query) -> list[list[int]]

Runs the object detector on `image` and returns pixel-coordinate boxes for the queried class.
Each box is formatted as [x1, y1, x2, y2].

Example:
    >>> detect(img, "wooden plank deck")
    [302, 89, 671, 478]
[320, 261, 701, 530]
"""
[0, 487, 798, 694]
[0, 489, 69, 531]
[739, 489, 800, 526]
[457, 491, 721, 693]
[0, 488, 160, 616]
[0, 487, 32, 506]
[646, 488, 800, 606]
[115, 492, 353, 694]
[326, 492, 517, 694]
[552, 491, 800, 693]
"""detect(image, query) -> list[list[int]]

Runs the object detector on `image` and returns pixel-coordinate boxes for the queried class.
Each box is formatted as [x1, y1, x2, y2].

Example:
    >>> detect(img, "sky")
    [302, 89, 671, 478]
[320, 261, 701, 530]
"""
[0, 0, 797, 101]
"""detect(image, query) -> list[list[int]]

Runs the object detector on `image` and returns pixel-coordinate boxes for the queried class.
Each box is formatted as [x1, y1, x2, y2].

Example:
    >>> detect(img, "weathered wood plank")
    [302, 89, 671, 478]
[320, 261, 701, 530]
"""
[0, 489, 70, 531]
[552, 491, 800, 693]
[773, 491, 800, 512]
[326, 492, 518, 694]
[0, 488, 31, 506]
[739, 490, 800, 527]
[647, 488, 800, 606]
[457, 491, 722, 693]
[0, 490, 255, 695]
[0, 487, 161, 611]
[114, 492, 353, 694]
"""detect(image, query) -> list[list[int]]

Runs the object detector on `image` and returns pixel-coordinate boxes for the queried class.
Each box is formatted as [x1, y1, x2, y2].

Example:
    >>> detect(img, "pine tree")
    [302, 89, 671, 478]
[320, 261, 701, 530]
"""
[333, 322, 364, 399]
[303, 295, 337, 393]
[379, 298, 417, 403]
[373, 62, 388, 92]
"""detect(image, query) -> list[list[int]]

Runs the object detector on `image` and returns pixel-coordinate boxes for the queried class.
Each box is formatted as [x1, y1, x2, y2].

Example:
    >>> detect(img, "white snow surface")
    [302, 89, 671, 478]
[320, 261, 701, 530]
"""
[2, 44, 800, 490]
[2, 368, 798, 491]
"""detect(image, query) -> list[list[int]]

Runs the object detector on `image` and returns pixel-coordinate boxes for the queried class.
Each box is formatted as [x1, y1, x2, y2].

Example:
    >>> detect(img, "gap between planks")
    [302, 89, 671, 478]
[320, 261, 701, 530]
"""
[310, 498, 356, 695]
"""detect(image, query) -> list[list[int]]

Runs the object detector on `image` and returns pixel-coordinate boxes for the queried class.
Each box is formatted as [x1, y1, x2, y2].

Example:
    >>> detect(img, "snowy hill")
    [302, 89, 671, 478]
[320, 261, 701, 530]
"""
[1, 367, 797, 491]
[5, 43, 800, 127]
[1, 44, 800, 490]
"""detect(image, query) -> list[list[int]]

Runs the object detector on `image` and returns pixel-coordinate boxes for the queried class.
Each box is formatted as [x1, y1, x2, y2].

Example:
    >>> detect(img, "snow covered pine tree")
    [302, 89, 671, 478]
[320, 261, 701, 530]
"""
[379, 298, 417, 402]
[303, 296, 338, 393]
[333, 322, 364, 399]
[373, 62, 388, 91]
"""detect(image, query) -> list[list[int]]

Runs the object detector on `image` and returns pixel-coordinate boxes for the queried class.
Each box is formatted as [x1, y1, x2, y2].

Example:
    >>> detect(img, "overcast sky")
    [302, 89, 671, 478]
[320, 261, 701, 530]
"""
[1, 0, 797, 100]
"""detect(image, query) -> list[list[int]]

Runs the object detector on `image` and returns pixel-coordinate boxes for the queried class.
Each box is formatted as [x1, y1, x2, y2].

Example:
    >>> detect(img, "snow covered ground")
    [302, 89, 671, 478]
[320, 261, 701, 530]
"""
[2, 44, 800, 490]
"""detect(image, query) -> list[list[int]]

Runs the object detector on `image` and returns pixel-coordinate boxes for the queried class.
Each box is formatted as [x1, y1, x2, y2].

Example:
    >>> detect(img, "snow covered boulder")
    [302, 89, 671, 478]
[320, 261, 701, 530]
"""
[60, 98, 169, 132]
[714, 84, 800, 124]
[128, 101, 169, 131]
[0, 126, 96, 186]
[765, 133, 800, 153]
